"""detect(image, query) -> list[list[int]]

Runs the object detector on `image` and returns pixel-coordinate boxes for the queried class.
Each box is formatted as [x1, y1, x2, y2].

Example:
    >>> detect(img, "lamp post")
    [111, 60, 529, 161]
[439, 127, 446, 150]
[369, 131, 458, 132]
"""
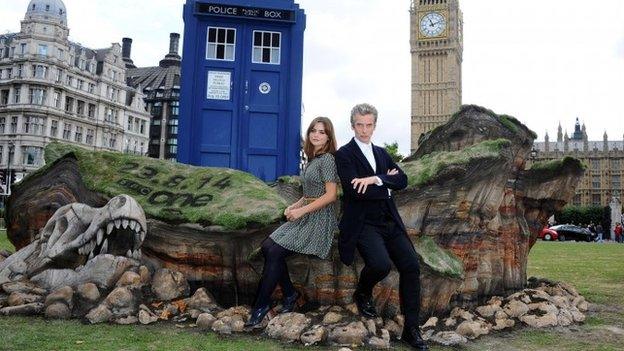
[6, 140, 14, 196]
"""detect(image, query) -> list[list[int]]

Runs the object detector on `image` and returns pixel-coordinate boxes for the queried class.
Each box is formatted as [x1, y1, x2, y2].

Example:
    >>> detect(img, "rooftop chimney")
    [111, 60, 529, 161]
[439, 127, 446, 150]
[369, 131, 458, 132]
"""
[160, 33, 182, 68]
[122, 37, 136, 69]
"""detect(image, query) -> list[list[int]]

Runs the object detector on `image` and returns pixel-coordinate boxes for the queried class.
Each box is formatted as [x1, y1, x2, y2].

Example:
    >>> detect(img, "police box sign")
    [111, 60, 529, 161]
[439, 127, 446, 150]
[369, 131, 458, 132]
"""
[196, 3, 295, 22]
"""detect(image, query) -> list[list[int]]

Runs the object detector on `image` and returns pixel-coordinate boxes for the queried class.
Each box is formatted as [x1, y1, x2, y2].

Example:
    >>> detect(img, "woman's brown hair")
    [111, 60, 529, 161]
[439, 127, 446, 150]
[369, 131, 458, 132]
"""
[303, 117, 337, 160]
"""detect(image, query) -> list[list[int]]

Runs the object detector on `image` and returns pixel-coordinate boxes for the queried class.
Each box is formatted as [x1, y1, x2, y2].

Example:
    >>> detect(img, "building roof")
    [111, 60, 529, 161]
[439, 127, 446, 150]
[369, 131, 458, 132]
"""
[25, 0, 67, 25]
[534, 140, 624, 152]
[127, 65, 180, 93]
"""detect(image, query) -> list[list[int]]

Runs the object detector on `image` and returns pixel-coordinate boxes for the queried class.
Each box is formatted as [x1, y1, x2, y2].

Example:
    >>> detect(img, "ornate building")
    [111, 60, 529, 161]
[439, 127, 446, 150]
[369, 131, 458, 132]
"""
[126, 34, 181, 161]
[410, 0, 463, 152]
[533, 118, 624, 207]
[0, 0, 151, 192]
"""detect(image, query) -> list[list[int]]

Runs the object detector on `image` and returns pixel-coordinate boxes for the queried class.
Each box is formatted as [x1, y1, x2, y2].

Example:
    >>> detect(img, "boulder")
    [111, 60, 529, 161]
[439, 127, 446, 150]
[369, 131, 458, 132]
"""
[85, 304, 112, 324]
[0, 302, 44, 316]
[196, 312, 217, 330]
[104, 287, 137, 316]
[186, 287, 216, 312]
[300, 325, 327, 346]
[322, 311, 343, 325]
[456, 320, 491, 339]
[44, 302, 71, 319]
[430, 331, 468, 346]
[44, 286, 73, 308]
[138, 308, 159, 325]
[7, 292, 43, 306]
[151, 269, 190, 301]
[116, 271, 142, 288]
[328, 321, 369, 346]
[266, 312, 311, 342]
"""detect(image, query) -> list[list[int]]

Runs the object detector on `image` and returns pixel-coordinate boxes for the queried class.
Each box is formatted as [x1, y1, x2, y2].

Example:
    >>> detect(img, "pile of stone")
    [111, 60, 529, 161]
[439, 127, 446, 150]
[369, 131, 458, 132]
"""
[0, 265, 588, 349]
[420, 278, 588, 346]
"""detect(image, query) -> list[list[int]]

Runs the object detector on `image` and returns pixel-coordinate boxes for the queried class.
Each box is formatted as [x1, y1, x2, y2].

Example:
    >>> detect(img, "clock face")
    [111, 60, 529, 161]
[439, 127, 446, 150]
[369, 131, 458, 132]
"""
[420, 12, 446, 37]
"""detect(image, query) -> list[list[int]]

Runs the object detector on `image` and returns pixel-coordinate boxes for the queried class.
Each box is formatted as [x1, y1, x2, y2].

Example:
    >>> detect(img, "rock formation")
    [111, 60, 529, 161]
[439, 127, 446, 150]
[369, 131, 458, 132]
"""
[4, 105, 585, 318]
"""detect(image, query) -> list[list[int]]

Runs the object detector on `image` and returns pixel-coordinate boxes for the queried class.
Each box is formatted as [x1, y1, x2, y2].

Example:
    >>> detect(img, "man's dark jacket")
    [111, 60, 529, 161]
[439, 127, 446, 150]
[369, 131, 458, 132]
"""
[335, 138, 408, 265]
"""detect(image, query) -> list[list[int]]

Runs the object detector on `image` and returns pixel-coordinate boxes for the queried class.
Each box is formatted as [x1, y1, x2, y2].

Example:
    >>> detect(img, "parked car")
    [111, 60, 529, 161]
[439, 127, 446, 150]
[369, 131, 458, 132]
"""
[539, 227, 558, 241]
[549, 224, 596, 242]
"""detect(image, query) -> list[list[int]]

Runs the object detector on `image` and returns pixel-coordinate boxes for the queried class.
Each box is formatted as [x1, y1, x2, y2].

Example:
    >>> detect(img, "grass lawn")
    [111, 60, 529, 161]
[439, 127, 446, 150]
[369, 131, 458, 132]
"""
[1, 232, 623, 350]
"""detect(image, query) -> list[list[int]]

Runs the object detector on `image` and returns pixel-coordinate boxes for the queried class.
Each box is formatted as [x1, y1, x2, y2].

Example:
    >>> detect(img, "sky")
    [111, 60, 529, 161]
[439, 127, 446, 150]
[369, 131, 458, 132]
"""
[2, 0, 623, 156]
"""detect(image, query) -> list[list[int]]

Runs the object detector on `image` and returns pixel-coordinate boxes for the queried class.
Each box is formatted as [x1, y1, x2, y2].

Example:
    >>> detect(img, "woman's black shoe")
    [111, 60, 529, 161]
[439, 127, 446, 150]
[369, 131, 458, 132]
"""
[281, 291, 300, 313]
[244, 305, 271, 328]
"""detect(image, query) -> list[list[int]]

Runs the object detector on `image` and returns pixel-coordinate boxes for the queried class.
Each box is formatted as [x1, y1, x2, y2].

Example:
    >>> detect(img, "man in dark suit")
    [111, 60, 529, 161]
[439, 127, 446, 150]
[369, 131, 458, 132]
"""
[335, 103, 427, 350]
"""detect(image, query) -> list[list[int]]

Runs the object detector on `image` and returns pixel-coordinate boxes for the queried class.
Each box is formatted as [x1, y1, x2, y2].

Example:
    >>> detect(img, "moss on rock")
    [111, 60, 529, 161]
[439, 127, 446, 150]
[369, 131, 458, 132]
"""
[40, 142, 287, 230]
[401, 139, 511, 188]
[414, 236, 464, 279]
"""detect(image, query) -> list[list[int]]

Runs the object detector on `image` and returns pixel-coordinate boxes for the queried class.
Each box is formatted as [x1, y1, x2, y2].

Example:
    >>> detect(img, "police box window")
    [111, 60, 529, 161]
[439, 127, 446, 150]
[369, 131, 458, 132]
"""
[206, 27, 236, 61]
[253, 31, 281, 64]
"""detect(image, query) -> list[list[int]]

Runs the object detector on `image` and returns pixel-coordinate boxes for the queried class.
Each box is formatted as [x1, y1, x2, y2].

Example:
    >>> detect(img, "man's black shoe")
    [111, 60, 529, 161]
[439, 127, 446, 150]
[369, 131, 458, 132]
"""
[401, 325, 429, 350]
[281, 291, 300, 313]
[352, 291, 378, 318]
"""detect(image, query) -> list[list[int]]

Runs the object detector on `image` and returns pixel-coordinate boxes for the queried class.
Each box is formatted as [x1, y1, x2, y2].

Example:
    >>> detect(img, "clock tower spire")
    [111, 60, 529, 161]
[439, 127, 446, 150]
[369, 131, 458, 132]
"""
[410, 0, 463, 152]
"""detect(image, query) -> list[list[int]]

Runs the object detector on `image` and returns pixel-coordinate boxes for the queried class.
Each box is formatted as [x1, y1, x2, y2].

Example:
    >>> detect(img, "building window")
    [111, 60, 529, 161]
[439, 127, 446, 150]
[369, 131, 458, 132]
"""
[77, 100, 85, 116]
[62, 123, 72, 140]
[140, 120, 146, 134]
[74, 126, 83, 143]
[50, 120, 58, 137]
[21, 146, 43, 166]
[66, 75, 73, 87]
[55, 68, 62, 82]
[13, 85, 20, 103]
[127, 116, 133, 132]
[612, 159, 621, 169]
[206, 27, 236, 61]
[0, 117, 5, 134]
[19, 43, 26, 55]
[57, 49, 64, 60]
[592, 175, 601, 189]
[23, 116, 45, 135]
[0, 90, 8, 106]
[65, 96, 74, 113]
[88, 83, 95, 94]
[33, 65, 47, 79]
[17, 64, 23, 78]
[170, 101, 179, 116]
[38, 44, 47, 57]
[10, 116, 18, 133]
[87, 103, 95, 118]
[29, 87, 46, 105]
[86, 129, 94, 145]
[53, 90, 61, 108]
[77, 79, 84, 90]
[591, 159, 600, 170]
[151, 102, 162, 117]
[109, 134, 117, 148]
[613, 175, 621, 190]
[592, 194, 601, 205]
[252, 31, 281, 64]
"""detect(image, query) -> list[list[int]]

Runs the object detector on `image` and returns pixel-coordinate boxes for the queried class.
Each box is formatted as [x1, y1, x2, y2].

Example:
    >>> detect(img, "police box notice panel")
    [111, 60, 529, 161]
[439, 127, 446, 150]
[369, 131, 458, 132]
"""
[207, 71, 231, 100]
[196, 3, 295, 22]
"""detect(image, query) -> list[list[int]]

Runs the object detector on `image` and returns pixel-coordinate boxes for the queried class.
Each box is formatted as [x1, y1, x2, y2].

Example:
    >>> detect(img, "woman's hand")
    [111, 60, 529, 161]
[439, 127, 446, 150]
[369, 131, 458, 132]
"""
[287, 208, 305, 221]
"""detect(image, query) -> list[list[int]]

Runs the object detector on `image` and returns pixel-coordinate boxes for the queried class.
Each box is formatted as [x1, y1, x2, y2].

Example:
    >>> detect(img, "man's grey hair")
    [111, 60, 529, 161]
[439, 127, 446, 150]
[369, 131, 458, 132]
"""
[350, 103, 378, 126]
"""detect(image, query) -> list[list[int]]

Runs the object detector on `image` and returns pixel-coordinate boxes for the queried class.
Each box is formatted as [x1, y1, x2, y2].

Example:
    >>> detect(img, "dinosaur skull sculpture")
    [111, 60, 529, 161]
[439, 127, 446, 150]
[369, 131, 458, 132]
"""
[0, 195, 147, 285]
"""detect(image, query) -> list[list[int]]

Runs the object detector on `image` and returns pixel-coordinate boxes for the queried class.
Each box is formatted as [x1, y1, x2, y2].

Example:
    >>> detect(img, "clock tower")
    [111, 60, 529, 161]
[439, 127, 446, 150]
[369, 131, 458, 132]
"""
[410, 0, 463, 152]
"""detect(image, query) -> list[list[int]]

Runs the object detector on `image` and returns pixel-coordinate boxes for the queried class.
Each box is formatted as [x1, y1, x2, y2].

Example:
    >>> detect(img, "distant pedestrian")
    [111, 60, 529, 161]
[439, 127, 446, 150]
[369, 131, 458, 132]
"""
[595, 224, 604, 243]
[615, 223, 623, 243]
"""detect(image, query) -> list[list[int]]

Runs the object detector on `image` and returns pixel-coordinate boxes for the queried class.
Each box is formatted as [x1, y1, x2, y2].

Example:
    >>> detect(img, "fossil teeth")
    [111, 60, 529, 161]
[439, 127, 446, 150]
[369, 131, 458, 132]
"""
[115, 219, 122, 229]
[122, 219, 129, 229]
[78, 246, 85, 255]
[133, 250, 141, 260]
[101, 239, 108, 254]
[97, 229, 104, 245]
[126, 249, 132, 257]
[129, 221, 136, 231]
[107, 222, 114, 234]
[88, 251, 94, 260]
[140, 230, 146, 242]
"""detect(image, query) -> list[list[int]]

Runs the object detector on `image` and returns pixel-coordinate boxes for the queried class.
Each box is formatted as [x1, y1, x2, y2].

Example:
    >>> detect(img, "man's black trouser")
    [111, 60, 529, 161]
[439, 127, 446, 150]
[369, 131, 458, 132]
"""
[356, 218, 422, 328]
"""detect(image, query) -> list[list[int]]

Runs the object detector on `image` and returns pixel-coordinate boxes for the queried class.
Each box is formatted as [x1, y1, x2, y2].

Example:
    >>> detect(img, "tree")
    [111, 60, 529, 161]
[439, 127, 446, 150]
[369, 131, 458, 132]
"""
[383, 142, 405, 163]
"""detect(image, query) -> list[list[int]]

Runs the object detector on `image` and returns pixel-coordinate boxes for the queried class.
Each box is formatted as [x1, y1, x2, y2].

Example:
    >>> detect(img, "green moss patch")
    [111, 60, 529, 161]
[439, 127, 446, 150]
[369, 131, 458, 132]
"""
[401, 139, 510, 188]
[39, 142, 286, 230]
[414, 236, 464, 279]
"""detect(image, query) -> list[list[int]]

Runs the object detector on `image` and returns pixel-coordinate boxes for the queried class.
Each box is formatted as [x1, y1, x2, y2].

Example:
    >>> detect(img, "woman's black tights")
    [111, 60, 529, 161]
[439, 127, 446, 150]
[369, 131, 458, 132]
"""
[253, 238, 296, 309]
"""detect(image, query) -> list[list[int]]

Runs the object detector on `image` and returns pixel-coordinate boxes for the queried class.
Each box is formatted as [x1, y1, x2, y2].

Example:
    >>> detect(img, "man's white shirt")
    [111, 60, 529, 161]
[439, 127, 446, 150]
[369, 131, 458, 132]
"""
[354, 138, 385, 189]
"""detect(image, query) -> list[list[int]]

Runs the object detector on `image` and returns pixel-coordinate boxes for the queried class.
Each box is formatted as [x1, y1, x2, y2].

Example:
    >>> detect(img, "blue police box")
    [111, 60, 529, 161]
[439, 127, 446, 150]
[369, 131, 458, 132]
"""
[177, 0, 306, 182]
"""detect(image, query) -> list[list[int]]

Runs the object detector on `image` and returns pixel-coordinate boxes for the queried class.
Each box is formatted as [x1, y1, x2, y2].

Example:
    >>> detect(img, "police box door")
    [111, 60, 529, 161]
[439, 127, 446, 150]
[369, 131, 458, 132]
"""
[200, 21, 288, 181]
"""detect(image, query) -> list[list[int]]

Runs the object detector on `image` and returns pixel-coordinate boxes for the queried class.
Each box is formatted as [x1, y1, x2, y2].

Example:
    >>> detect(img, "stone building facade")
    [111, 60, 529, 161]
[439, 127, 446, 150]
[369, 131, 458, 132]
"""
[533, 118, 624, 207]
[0, 0, 150, 191]
[410, 0, 463, 152]
[125, 34, 181, 161]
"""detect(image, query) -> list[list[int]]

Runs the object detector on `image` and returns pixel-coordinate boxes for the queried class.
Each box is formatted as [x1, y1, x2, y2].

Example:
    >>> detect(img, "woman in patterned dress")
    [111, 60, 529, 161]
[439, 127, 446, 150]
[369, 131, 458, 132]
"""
[245, 117, 340, 327]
